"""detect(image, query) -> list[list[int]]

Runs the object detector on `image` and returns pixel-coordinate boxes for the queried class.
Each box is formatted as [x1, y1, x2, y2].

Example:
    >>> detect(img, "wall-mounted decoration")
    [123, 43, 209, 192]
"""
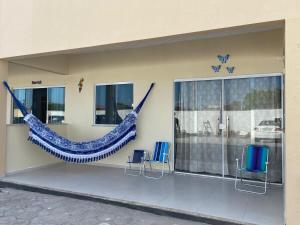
[32, 80, 42, 85]
[217, 54, 230, 64]
[78, 78, 84, 93]
[210, 54, 235, 75]
[226, 66, 235, 74]
[211, 65, 221, 73]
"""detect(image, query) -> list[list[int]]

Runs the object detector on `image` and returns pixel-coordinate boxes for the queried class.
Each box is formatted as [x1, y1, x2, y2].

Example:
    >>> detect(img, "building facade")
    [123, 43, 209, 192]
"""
[0, 1, 300, 224]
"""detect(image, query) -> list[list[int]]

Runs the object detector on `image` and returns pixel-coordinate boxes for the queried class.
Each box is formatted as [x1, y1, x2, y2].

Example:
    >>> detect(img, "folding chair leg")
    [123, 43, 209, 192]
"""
[143, 162, 165, 179]
[142, 160, 146, 175]
[263, 170, 268, 194]
[124, 163, 143, 176]
[124, 165, 127, 175]
[139, 163, 143, 175]
[235, 169, 238, 191]
[235, 172, 268, 195]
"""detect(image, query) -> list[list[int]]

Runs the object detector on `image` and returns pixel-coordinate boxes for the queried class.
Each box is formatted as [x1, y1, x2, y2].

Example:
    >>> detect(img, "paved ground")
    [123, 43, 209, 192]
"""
[0, 188, 209, 225]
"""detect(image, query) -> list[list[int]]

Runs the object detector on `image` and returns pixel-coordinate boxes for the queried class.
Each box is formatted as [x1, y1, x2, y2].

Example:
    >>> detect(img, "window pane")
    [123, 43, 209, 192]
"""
[95, 83, 133, 124]
[13, 89, 33, 124]
[116, 84, 134, 119]
[48, 87, 65, 123]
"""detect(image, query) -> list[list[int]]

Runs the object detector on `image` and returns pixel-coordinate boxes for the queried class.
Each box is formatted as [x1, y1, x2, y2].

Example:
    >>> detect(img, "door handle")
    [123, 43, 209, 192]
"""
[226, 116, 230, 138]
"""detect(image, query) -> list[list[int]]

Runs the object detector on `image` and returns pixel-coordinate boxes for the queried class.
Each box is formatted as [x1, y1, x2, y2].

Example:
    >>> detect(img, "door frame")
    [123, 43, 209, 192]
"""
[172, 72, 284, 184]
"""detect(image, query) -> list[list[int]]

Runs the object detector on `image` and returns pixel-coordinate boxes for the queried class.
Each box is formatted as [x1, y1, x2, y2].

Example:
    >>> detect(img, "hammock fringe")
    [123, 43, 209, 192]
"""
[28, 133, 137, 163]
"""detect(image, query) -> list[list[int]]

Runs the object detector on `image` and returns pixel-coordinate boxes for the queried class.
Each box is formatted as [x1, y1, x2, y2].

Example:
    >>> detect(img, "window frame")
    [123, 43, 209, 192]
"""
[93, 81, 134, 126]
[11, 85, 66, 125]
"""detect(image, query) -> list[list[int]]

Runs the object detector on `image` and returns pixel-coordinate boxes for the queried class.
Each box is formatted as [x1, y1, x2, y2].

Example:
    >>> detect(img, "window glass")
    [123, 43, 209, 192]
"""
[48, 87, 65, 123]
[12, 87, 65, 124]
[95, 83, 133, 124]
[13, 89, 33, 124]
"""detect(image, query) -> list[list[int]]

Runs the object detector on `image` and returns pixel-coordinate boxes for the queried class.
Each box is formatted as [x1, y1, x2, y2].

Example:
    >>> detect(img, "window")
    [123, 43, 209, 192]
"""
[47, 87, 65, 123]
[12, 87, 65, 124]
[95, 83, 133, 125]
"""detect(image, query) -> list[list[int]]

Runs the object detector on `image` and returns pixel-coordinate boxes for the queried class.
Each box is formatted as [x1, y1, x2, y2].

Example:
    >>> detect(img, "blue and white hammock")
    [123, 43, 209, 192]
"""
[3, 81, 154, 163]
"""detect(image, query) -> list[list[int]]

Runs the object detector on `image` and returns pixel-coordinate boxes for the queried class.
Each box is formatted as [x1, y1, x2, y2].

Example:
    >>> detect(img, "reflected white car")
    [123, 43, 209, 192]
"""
[254, 120, 282, 142]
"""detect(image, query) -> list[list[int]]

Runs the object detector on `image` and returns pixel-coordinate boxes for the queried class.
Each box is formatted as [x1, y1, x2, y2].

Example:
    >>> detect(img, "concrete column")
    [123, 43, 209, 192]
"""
[0, 60, 8, 177]
[285, 18, 300, 225]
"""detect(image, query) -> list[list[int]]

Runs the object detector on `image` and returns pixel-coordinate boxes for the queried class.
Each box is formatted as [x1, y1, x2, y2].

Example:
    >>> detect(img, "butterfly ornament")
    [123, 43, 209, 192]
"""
[211, 65, 221, 73]
[226, 66, 235, 74]
[217, 54, 230, 64]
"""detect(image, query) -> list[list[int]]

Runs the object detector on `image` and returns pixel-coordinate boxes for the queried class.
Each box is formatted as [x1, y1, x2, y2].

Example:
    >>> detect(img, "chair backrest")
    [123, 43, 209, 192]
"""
[132, 150, 145, 163]
[152, 142, 170, 162]
[242, 145, 269, 172]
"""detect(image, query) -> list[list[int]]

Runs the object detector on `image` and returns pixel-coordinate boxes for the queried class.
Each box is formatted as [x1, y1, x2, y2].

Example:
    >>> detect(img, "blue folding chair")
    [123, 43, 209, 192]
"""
[143, 141, 171, 179]
[124, 150, 146, 176]
[235, 144, 269, 194]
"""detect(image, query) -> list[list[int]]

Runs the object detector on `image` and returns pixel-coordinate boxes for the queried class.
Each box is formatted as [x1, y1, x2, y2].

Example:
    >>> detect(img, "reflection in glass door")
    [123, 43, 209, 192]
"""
[174, 80, 223, 176]
[174, 74, 283, 183]
[223, 76, 283, 183]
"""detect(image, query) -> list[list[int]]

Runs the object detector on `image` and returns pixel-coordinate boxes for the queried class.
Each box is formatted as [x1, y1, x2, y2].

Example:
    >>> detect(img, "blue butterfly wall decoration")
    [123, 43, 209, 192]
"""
[217, 54, 230, 64]
[226, 66, 235, 74]
[211, 65, 221, 73]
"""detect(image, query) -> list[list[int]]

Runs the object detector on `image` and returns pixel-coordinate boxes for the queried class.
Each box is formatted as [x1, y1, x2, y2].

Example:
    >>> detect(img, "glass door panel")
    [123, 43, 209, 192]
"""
[174, 80, 223, 176]
[223, 76, 283, 183]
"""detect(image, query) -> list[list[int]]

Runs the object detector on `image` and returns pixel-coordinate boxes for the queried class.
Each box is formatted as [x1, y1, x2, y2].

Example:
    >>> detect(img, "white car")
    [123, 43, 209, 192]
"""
[254, 119, 282, 142]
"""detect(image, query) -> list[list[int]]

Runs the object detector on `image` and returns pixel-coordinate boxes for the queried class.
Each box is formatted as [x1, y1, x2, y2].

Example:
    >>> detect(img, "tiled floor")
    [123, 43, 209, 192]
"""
[1, 163, 284, 225]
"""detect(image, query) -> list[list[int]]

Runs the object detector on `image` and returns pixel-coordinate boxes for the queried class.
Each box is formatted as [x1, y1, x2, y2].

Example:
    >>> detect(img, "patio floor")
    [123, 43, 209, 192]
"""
[0, 163, 284, 225]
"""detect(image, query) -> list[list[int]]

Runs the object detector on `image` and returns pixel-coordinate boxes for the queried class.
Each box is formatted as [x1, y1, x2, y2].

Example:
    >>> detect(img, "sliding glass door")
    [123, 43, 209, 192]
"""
[174, 80, 223, 176]
[174, 74, 283, 183]
[223, 76, 283, 183]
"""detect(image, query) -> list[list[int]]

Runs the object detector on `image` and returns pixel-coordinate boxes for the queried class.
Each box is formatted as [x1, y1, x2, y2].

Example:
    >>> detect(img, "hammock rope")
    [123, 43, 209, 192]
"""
[2, 81, 154, 163]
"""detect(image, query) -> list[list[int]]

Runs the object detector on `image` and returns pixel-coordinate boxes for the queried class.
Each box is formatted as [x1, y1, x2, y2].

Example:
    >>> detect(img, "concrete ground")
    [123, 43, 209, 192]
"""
[0, 188, 210, 225]
[1, 164, 283, 225]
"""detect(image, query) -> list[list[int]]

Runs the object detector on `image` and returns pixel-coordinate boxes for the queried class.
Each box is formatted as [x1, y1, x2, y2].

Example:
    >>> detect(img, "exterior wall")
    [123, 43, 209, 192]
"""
[5, 29, 284, 172]
[66, 29, 283, 168]
[0, 60, 8, 177]
[0, 1, 299, 224]
[4, 28, 288, 221]
[11, 55, 69, 75]
[285, 18, 300, 225]
[5, 63, 68, 173]
[0, 0, 298, 58]
[6, 124, 66, 174]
